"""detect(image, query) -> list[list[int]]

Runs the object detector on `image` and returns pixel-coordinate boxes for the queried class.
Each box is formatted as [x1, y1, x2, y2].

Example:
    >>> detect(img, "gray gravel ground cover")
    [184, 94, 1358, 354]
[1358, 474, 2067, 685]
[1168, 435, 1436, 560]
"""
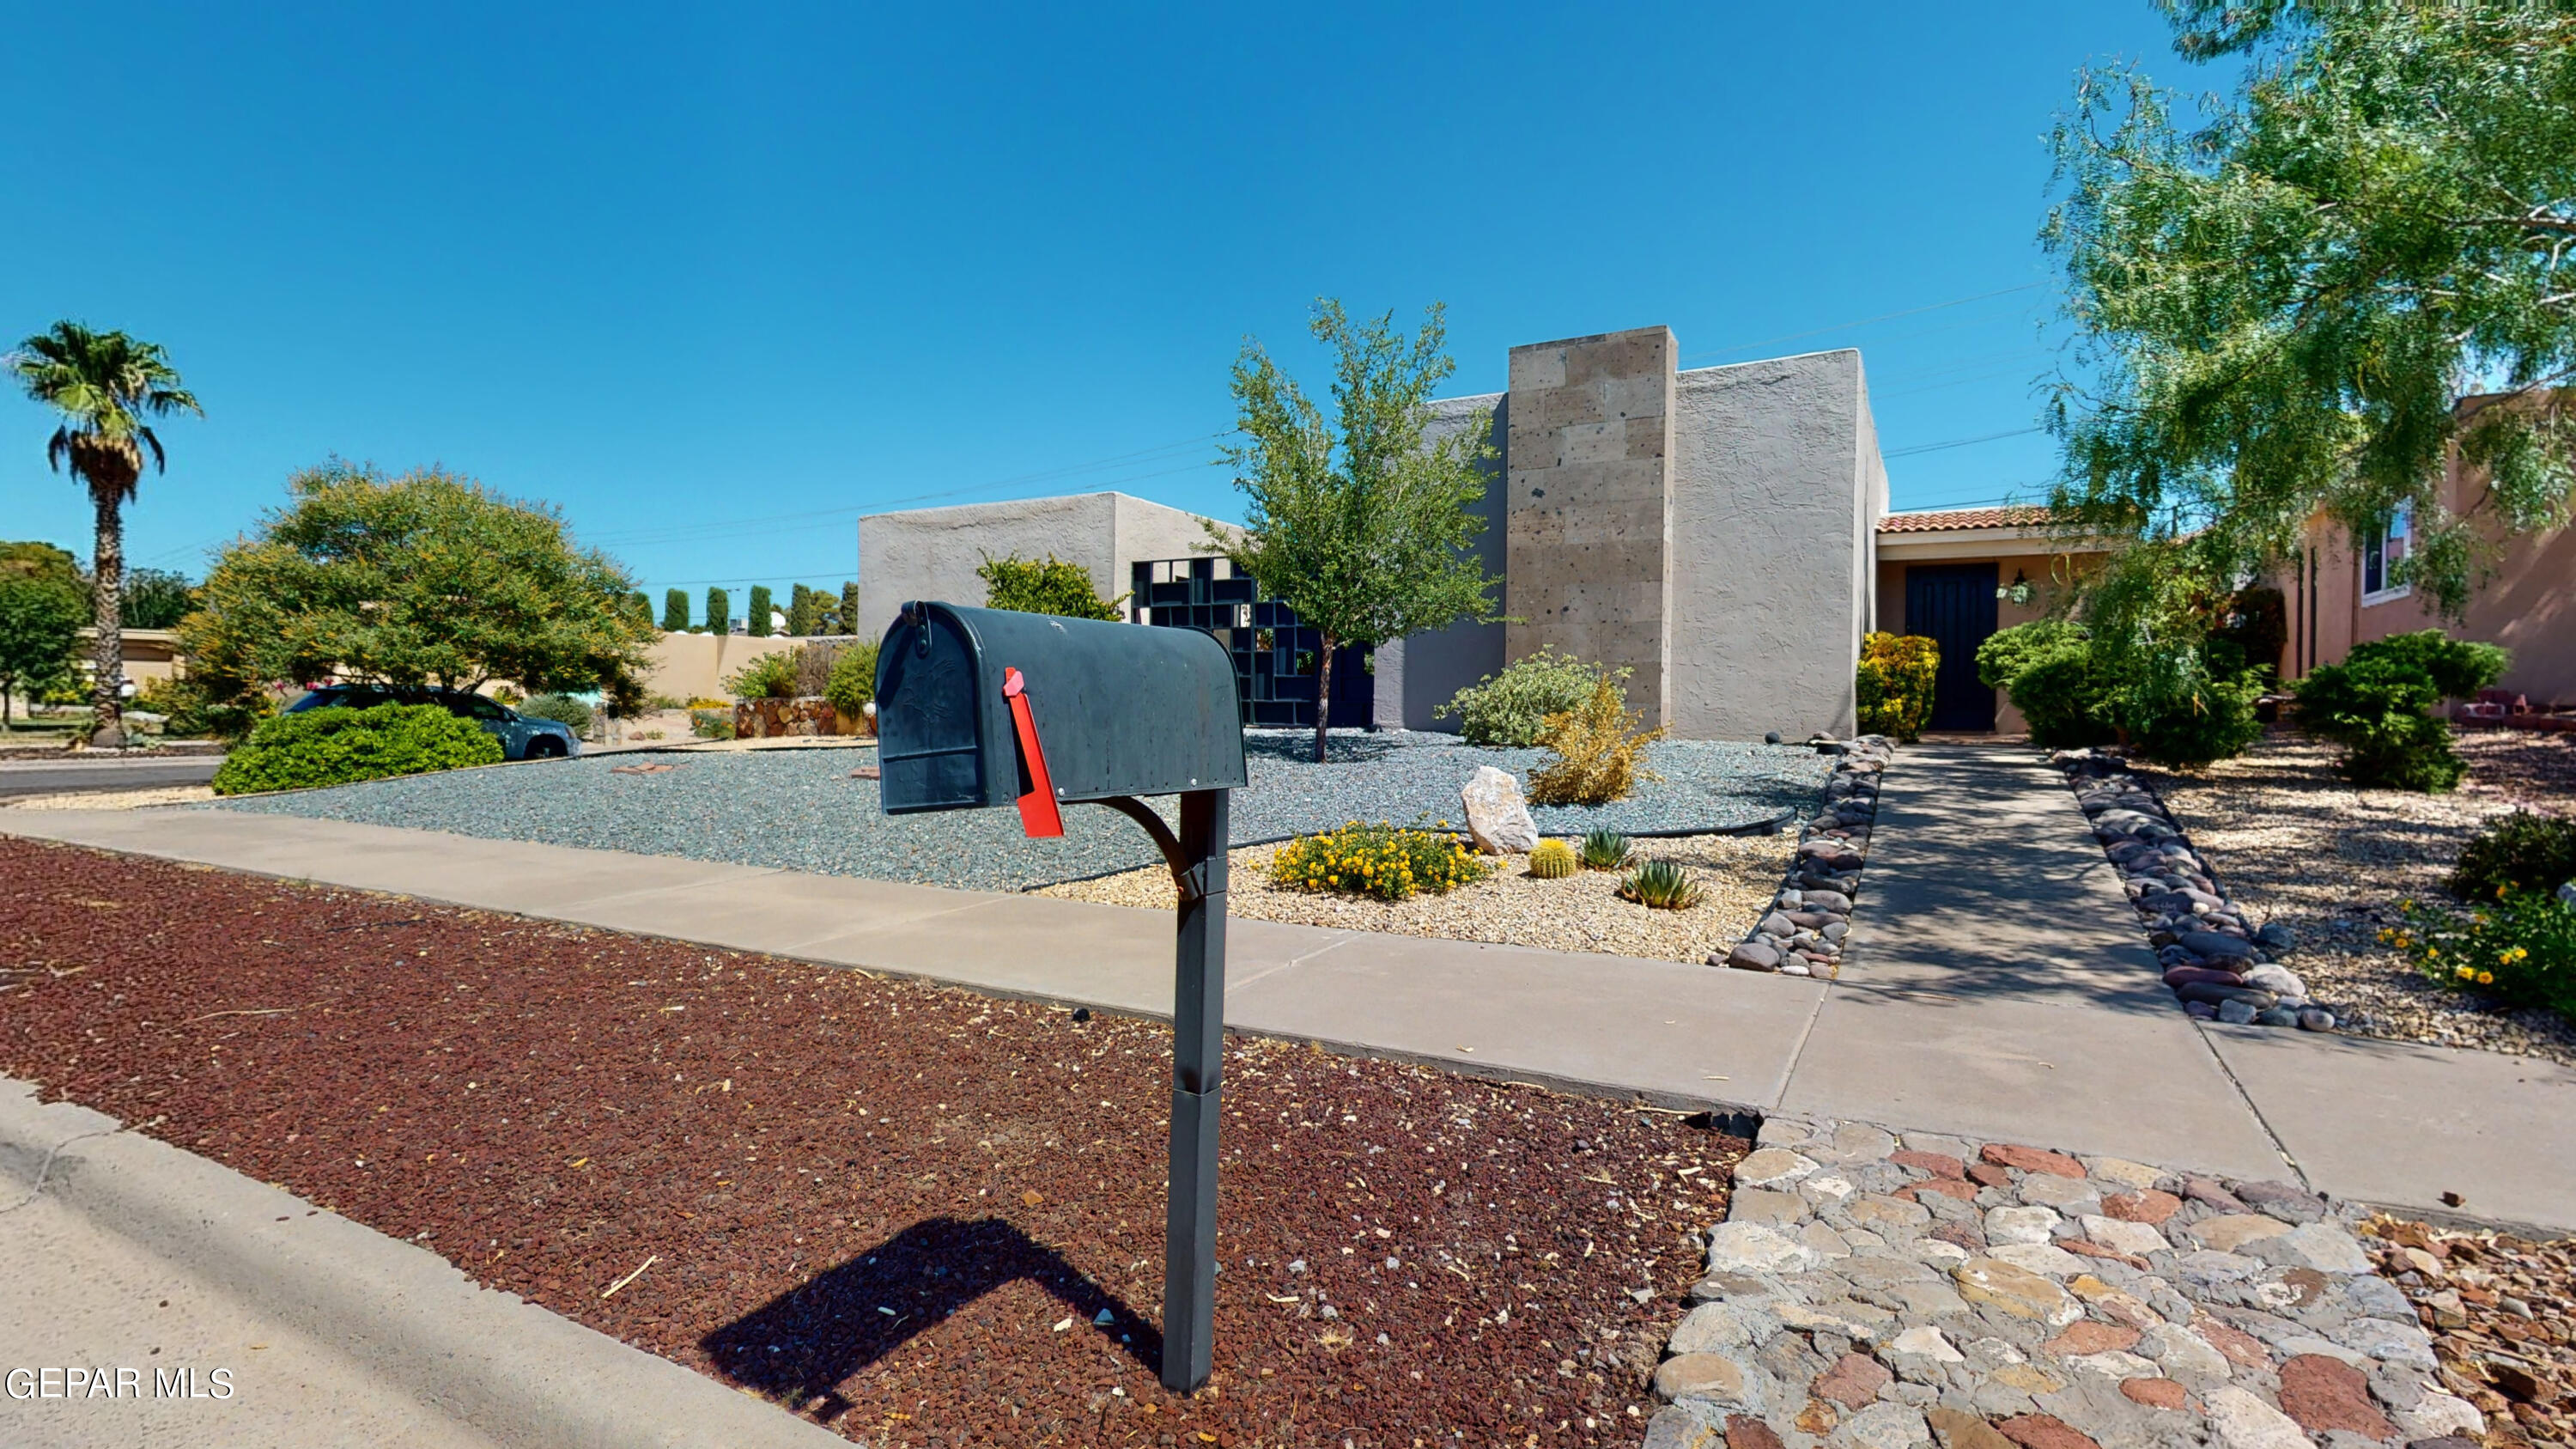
[213, 730, 1830, 892]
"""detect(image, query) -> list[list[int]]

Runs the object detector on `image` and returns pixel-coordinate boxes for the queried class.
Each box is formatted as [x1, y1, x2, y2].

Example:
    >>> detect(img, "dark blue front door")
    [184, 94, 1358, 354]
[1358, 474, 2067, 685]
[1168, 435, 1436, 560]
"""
[1904, 563, 2001, 733]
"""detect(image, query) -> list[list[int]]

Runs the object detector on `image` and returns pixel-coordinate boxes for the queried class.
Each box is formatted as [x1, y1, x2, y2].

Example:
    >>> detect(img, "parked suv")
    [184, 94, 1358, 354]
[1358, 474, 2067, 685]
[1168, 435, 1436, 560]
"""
[283, 685, 583, 761]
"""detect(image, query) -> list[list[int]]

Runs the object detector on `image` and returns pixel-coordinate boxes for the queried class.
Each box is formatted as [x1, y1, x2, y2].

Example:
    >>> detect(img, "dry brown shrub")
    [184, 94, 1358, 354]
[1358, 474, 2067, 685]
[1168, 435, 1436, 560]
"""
[1526, 676, 1663, 806]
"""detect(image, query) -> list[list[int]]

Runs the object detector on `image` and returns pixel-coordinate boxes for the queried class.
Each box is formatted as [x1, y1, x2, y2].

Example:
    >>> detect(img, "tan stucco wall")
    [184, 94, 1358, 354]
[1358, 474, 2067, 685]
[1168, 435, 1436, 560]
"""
[2286, 447, 2576, 706]
[641, 631, 805, 703]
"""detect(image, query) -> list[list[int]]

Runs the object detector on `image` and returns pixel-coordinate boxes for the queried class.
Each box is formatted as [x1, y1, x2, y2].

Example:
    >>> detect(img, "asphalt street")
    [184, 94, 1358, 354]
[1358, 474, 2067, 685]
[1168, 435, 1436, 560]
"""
[0, 756, 222, 799]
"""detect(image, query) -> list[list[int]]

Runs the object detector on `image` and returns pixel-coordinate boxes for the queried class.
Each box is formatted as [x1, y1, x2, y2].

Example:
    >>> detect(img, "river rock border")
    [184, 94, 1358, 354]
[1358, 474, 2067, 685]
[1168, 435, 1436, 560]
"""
[1716, 737, 1897, 978]
[1643, 1115, 2482, 1449]
[2049, 749, 2336, 1032]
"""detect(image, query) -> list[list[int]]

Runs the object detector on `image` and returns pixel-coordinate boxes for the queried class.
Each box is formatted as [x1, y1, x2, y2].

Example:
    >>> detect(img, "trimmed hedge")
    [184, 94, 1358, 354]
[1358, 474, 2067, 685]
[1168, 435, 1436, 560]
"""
[1855, 632, 1938, 743]
[212, 703, 503, 795]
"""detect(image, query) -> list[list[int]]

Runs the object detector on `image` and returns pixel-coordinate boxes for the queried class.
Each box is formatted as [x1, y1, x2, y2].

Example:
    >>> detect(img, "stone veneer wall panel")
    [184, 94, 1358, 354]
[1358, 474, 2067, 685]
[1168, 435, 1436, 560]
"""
[1504, 326, 1677, 728]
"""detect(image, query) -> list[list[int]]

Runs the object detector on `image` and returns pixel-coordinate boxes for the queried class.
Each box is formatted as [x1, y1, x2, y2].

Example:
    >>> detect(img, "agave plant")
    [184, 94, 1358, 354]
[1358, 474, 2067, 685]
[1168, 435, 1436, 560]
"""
[1619, 859, 1702, 910]
[1579, 829, 1633, 871]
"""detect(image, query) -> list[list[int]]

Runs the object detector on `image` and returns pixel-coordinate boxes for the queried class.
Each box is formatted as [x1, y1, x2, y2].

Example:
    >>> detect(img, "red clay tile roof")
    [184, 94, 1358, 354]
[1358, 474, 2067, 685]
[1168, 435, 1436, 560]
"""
[1878, 505, 2054, 533]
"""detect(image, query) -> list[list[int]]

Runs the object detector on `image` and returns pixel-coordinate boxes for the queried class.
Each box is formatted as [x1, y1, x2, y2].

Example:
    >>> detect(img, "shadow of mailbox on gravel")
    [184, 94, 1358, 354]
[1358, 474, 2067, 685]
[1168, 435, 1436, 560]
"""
[701, 1216, 1157, 1424]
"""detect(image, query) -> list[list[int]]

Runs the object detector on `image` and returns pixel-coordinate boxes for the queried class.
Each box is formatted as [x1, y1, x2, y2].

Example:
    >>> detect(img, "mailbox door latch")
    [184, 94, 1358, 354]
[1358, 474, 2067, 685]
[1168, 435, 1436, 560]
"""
[1001, 667, 1066, 838]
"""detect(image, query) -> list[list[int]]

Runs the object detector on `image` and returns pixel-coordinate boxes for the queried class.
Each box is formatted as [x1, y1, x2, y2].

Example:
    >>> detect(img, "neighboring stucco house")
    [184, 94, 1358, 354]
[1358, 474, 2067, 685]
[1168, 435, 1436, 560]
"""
[2276, 403, 2576, 709]
[853, 324, 2111, 741]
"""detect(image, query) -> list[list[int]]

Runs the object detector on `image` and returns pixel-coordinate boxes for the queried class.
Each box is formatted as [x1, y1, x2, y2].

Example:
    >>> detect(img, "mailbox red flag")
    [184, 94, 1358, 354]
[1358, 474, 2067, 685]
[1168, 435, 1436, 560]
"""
[1001, 667, 1065, 838]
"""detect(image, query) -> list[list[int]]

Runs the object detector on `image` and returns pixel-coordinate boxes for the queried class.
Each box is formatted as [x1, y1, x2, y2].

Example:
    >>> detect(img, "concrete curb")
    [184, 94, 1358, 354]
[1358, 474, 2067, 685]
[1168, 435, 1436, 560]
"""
[0, 1078, 844, 1449]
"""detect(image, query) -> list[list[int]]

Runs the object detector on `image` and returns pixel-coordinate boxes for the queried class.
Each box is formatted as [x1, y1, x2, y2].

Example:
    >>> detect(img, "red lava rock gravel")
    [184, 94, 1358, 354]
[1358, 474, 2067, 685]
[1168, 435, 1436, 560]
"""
[0, 839, 1747, 1446]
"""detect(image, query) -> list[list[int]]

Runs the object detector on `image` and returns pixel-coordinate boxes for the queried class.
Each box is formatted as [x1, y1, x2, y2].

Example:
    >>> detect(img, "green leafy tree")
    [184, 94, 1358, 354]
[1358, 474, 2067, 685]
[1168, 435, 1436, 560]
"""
[662, 588, 690, 633]
[0, 541, 82, 593]
[706, 586, 731, 636]
[747, 584, 775, 636]
[118, 568, 195, 630]
[0, 574, 82, 728]
[180, 463, 654, 706]
[2045, 1, 2576, 659]
[1210, 299, 1502, 761]
[7, 322, 202, 747]
[976, 554, 1126, 620]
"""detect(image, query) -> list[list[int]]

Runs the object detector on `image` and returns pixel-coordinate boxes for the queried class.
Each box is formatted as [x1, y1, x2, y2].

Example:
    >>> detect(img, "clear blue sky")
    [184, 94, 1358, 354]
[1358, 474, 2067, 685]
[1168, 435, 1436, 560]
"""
[1, 1, 2191, 606]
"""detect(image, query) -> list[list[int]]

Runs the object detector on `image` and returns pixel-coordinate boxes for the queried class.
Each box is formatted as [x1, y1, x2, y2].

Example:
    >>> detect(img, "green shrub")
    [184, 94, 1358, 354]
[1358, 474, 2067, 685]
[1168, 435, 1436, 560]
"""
[725, 651, 799, 700]
[1855, 632, 1938, 742]
[1618, 859, 1703, 910]
[1527, 677, 1663, 807]
[841, 581, 861, 636]
[1978, 621, 2117, 748]
[1272, 821, 1492, 901]
[2451, 811, 2576, 902]
[1528, 839, 1577, 879]
[211, 703, 503, 795]
[690, 709, 736, 740]
[1579, 829, 1633, 871]
[977, 553, 1126, 620]
[825, 641, 880, 716]
[747, 585, 774, 637]
[2127, 670, 2267, 770]
[2293, 630, 2508, 790]
[662, 588, 690, 633]
[133, 675, 276, 743]
[1435, 648, 1604, 746]
[517, 692, 593, 735]
[706, 587, 731, 636]
[2389, 892, 2576, 1021]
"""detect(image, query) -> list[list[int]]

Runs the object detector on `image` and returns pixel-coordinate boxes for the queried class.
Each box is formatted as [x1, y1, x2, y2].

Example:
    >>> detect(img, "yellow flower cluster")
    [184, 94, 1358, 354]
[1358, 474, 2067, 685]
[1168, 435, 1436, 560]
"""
[1271, 820, 1492, 902]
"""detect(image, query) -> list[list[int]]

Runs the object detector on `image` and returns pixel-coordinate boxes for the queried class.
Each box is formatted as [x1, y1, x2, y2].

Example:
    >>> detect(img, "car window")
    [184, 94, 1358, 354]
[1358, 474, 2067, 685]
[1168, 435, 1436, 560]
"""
[466, 697, 507, 721]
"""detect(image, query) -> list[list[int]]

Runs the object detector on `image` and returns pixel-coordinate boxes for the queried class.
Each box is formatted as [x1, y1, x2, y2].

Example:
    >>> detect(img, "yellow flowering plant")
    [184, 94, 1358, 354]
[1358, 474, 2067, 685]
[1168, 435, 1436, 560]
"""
[1272, 819, 1493, 902]
[2391, 891, 2576, 1022]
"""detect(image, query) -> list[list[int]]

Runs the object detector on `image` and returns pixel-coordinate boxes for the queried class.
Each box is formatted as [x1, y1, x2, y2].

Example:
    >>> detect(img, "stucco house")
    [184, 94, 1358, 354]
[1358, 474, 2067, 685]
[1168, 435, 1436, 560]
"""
[855, 325, 2111, 741]
[2276, 399, 2576, 712]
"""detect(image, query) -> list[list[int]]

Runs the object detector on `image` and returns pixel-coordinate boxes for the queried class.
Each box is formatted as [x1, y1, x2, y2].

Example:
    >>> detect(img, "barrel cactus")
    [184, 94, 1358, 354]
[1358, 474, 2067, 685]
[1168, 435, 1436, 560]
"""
[1528, 839, 1577, 879]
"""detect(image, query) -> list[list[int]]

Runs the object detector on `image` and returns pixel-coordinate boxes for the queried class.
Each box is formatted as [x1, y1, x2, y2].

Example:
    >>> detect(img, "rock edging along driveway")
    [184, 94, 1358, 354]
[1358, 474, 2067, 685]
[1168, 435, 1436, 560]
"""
[2051, 748, 2336, 1032]
[1718, 737, 1896, 979]
[1642, 1115, 2485, 1449]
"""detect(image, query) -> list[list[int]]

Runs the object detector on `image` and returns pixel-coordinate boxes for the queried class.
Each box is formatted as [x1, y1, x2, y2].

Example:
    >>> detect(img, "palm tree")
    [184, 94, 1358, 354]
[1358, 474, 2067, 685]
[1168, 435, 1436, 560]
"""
[8, 323, 201, 748]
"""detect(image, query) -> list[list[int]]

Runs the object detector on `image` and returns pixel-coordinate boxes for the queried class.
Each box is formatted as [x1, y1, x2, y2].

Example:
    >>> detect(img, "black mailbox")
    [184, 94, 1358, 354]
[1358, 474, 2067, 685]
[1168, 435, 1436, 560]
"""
[875, 602, 1248, 816]
[872, 600, 1245, 1394]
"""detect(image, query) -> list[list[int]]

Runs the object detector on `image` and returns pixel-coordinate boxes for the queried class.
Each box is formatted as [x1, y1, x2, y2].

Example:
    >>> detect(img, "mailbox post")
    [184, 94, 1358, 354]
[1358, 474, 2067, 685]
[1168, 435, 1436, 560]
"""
[874, 602, 1249, 1392]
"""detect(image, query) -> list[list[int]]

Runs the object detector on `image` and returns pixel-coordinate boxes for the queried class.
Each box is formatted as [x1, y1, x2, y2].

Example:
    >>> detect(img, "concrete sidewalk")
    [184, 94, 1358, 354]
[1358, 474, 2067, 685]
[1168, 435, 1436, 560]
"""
[0, 1081, 846, 1449]
[4, 747, 2569, 1232]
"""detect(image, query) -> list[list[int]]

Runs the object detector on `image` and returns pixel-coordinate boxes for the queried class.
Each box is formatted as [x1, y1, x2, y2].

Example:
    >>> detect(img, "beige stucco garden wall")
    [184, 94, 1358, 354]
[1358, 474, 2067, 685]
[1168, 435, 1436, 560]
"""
[856, 490, 1232, 641]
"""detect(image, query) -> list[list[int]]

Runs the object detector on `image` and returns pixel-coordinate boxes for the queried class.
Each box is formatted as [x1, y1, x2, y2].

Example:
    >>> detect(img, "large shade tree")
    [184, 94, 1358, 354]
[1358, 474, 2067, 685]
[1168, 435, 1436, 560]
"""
[7, 323, 202, 747]
[181, 462, 655, 705]
[2045, 0, 2576, 667]
[1210, 300, 1501, 762]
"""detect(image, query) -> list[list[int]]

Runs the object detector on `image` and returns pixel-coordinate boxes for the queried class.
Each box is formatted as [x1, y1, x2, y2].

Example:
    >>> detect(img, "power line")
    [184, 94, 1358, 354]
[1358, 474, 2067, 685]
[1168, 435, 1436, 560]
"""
[1882, 425, 2044, 459]
[1678, 283, 2044, 363]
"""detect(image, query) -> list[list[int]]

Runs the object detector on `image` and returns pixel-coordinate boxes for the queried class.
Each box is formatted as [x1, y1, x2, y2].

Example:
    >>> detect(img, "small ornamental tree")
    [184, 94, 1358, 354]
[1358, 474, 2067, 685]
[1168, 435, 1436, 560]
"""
[977, 553, 1126, 620]
[0, 573, 82, 728]
[1210, 299, 1503, 762]
[182, 462, 654, 704]
[663, 588, 690, 633]
[706, 587, 731, 636]
[747, 584, 774, 636]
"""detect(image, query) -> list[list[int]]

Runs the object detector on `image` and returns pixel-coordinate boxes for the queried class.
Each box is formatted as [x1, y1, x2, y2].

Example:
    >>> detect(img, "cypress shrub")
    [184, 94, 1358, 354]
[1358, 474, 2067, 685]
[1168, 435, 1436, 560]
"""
[706, 587, 730, 636]
[840, 581, 862, 636]
[747, 585, 774, 637]
[662, 589, 690, 633]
